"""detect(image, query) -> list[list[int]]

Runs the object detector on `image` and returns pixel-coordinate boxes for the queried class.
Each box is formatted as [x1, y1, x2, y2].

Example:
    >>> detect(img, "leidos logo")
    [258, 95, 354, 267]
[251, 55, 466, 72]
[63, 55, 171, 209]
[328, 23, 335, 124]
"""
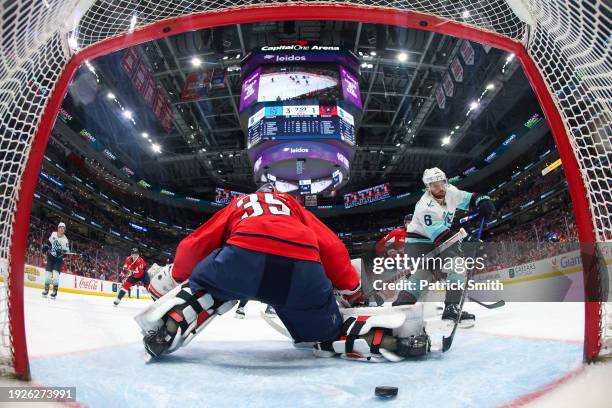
[275, 55, 306, 62]
[290, 147, 308, 153]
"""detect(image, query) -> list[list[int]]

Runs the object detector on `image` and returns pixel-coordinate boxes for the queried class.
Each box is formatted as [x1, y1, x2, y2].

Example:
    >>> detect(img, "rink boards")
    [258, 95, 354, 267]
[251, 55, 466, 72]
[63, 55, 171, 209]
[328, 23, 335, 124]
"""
[8, 264, 153, 299]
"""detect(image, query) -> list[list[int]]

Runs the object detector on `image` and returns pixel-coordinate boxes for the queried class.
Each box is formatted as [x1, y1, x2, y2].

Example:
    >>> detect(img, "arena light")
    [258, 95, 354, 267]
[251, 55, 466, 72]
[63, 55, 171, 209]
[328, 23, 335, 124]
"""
[455, 125, 460, 130]
[106, 92, 115, 99]
[462, 10, 471, 18]
[370, 51, 377, 56]
[470, 101, 479, 109]
[151, 143, 161, 153]
[141, 132, 148, 138]
[442, 136, 451, 145]
[486, 83, 495, 90]
[122, 110, 133, 119]
[397, 52, 408, 62]
[450, 131, 455, 135]
[191, 57, 202, 67]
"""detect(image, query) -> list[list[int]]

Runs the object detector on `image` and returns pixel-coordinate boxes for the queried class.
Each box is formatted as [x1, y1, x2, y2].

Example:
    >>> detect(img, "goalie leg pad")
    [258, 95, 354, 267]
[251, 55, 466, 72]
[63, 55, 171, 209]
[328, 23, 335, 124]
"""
[135, 281, 236, 359]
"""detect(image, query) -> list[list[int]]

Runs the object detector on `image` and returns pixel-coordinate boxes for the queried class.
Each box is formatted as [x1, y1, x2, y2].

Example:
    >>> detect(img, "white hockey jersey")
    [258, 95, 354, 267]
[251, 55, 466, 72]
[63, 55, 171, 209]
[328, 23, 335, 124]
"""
[49, 232, 70, 259]
[407, 184, 473, 244]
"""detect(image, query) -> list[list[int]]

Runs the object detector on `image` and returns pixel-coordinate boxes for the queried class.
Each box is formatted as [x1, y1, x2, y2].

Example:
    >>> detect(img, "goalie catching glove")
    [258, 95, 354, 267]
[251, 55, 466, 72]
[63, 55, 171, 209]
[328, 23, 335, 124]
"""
[146, 263, 179, 300]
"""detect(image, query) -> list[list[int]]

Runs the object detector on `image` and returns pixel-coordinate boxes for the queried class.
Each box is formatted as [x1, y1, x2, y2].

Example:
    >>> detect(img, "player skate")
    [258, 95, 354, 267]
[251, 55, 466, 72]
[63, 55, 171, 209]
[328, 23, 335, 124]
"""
[264, 305, 276, 316]
[442, 304, 475, 328]
[234, 306, 245, 319]
[41, 285, 49, 297]
[234, 300, 247, 319]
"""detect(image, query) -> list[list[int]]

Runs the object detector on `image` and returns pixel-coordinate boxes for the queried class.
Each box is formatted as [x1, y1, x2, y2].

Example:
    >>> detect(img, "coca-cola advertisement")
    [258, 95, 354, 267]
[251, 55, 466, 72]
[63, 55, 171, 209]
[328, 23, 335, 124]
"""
[75, 276, 101, 292]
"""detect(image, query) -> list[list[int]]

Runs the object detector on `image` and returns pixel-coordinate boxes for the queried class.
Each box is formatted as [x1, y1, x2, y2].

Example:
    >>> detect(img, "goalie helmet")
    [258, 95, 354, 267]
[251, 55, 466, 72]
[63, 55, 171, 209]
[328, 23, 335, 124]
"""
[256, 182, 277, 193]
[422, 167, 447, 186]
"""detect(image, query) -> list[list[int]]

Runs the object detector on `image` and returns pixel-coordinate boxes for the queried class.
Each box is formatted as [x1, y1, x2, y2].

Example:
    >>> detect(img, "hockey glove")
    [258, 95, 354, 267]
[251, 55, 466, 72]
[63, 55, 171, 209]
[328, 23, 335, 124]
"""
[147, 263, 179, 300]
[475, 195, 495, 219]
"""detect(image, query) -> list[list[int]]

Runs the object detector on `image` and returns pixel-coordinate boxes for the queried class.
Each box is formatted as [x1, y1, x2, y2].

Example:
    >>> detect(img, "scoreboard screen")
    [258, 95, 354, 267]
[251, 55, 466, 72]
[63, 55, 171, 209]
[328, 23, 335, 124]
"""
[215, 187, 244, 205]
[247, 103, 355, 148]
[344, 183, 391, 208]
[248, 116, 355, 147]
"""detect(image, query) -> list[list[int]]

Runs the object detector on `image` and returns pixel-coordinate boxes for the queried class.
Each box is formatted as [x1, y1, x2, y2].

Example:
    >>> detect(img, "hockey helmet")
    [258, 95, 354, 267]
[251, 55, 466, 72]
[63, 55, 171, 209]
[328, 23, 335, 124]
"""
[256, 182, 277, 193]
[422, 167, 447, 186]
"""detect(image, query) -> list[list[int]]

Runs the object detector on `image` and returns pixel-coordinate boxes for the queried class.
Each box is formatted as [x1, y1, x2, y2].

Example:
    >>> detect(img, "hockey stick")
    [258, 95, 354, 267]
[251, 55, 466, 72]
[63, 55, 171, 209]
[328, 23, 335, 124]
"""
[260, 311, 291, 338]
[442, 217, 486, 352]
[467, 297, 505, 309]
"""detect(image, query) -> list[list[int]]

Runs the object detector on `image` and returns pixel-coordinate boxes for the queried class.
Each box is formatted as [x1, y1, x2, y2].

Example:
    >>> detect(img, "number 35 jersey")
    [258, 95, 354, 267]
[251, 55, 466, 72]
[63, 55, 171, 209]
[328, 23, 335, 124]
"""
[407, 184, 474, 245]
[172, 192, 359, 292]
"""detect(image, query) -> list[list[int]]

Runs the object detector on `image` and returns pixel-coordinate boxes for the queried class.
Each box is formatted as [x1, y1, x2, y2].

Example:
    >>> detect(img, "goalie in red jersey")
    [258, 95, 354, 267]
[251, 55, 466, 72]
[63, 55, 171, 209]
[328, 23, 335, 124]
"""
[113, 248, 149, 306]
[136, 184, 430, 362]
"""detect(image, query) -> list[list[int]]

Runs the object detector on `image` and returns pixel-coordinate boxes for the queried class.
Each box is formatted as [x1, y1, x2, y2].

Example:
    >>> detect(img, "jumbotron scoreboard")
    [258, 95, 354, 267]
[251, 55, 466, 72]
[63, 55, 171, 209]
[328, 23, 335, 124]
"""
[239, 45, 362, 194]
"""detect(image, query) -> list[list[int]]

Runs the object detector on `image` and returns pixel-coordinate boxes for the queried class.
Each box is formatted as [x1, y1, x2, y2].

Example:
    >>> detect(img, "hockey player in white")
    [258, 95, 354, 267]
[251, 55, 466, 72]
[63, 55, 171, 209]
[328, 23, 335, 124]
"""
[393, 168, 495, 325]
[42, 222, 70, 299]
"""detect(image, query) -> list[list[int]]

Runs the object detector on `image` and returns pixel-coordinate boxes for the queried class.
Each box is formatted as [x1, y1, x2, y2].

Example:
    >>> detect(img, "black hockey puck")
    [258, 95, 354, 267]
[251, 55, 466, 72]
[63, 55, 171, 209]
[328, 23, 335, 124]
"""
[375, 386, 398, 398]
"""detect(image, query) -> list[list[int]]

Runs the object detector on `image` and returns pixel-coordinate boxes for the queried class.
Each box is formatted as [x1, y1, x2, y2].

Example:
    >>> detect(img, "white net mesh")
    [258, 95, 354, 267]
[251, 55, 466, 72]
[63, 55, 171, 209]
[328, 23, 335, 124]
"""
[525, 0, 612, 357]
[0, 0, 610, 376]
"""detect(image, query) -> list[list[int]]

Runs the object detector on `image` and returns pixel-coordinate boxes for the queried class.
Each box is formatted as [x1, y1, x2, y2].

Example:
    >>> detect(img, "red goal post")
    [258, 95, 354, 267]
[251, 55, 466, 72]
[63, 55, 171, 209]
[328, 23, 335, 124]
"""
[1, 1, 610, 380]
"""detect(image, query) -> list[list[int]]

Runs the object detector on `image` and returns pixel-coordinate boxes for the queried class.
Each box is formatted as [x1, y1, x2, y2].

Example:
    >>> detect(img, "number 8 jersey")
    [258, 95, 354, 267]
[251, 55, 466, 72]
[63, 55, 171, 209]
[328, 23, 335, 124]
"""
[407, 184, 474, 245]
[172, 192, 359, 292]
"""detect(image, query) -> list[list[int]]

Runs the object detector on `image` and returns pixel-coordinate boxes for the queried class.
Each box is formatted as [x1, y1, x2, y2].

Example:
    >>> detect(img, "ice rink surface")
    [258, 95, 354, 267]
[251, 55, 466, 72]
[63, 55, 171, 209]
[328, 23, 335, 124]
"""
[20, 286, 612, 408]
[258, 72, 337, 102]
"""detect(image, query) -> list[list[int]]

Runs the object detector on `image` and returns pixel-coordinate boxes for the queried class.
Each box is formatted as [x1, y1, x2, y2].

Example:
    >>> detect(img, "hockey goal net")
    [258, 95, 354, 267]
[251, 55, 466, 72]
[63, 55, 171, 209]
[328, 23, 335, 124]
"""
[0, 0, 610, 379]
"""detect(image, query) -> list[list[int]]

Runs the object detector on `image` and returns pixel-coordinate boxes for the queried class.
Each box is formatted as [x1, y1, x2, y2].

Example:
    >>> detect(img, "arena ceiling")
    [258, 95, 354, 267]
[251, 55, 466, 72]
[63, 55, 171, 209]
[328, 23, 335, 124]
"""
[61, 20, 541, 199]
